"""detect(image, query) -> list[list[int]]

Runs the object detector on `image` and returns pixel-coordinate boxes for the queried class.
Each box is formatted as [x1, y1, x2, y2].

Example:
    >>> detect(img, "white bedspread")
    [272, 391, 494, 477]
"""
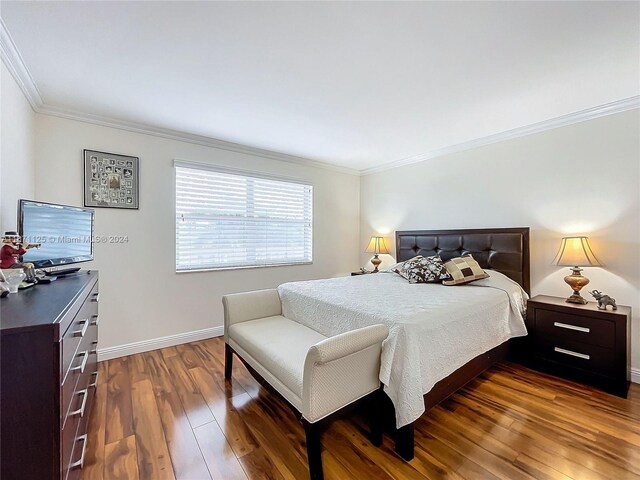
[277, 271, 528, 427]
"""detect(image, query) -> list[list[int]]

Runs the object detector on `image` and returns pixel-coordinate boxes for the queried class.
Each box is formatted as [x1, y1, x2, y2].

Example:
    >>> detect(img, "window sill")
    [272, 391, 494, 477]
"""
[176, 261, 313, 273]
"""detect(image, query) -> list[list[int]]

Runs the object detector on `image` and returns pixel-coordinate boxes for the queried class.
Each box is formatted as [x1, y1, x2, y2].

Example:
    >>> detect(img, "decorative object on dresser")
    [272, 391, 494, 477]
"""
[365, 236, 389, 272]
[523, 295, 630, 397]
[351, 269, 371, 276]
[589, 290, 618, 310]
[0, 272, 99, 480]
[552, 236, 601, 304]
[0, 269, 8, 297]
[84, 149, 139, 209]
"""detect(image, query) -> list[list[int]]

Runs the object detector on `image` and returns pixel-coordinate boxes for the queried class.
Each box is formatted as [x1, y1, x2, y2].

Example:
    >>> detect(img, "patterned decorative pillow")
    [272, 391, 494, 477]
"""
[442, 255, 489, 285]
[395, 255, 451, 284]
[391, 255, 419, 276]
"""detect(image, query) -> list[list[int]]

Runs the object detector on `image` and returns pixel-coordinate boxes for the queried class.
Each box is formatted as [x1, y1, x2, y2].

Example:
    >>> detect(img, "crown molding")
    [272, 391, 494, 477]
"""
[3, 16, 638, 177]
[37, 103, 361, 175]
[36, 95, 640, 178]
[361, 96, 640, 175]
[0, 18, 43, 110]
[0, 17, 359, 177]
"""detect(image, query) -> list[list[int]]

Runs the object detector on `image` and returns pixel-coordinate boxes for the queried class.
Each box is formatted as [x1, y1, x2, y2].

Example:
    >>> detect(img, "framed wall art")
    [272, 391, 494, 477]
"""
[83, 149, 139, 209]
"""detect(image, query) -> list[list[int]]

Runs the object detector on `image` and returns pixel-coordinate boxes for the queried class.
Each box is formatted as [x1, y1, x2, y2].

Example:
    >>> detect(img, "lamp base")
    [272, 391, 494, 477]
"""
[370, 254, 382, 273]
[564, 266, 589, 305]
[566, 293, 588, 305]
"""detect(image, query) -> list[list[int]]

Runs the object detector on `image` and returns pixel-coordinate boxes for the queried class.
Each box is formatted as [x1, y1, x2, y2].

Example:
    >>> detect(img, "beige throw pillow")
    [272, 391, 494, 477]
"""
[442, 255, 489, 285]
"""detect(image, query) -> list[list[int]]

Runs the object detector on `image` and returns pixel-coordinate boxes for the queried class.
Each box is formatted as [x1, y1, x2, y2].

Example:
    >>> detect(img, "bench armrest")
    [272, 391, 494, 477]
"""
[302, 324, 388, 423]
[222, 289, 282, 340]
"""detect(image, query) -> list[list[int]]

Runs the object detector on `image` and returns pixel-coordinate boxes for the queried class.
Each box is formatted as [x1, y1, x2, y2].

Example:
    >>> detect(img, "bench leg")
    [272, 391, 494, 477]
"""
[303, 419, 324, 480]
[369, 388, 384, 447]
[224, 343, 233, 380]
[395, 423, 415, 461]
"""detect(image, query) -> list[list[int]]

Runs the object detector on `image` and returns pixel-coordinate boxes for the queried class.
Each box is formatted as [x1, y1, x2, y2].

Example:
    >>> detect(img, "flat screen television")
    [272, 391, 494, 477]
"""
[18, 199, 94, 269]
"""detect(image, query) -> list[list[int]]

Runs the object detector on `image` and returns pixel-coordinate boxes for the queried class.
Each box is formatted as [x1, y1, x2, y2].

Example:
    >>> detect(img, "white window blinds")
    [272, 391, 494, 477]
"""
[175, 163, 313, 271]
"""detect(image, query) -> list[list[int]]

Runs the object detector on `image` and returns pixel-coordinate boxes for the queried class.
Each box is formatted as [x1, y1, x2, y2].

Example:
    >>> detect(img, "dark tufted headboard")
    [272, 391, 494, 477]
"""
[395, 227, 530, 294]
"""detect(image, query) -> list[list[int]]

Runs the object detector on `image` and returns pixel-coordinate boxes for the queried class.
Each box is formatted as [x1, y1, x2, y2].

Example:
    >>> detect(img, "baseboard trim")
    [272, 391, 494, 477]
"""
[97, 326, 224, 361]
[632, 368, 640, 385]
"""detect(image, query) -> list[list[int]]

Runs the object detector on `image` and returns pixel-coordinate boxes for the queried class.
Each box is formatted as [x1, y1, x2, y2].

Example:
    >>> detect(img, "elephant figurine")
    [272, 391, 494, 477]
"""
[589, 290, 617, 311]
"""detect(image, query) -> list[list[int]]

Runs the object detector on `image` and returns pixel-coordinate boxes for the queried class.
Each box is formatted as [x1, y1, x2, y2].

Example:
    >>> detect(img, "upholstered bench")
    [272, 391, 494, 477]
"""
[223, 289, 388, 480]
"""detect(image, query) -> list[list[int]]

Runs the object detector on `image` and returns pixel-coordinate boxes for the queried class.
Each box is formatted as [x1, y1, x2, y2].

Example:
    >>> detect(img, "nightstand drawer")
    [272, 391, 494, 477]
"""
[534, 309, 615, 348]
[522, 295, 631, 398]
[532, 339, 616, 376]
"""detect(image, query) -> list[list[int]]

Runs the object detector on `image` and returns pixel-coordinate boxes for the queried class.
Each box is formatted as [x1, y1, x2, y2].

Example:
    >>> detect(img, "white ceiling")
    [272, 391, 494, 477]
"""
[1, 1, 638, 172]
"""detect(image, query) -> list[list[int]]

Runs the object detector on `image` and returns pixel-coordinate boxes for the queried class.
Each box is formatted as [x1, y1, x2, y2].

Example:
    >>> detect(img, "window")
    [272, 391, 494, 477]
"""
[175, 162, 313, 271]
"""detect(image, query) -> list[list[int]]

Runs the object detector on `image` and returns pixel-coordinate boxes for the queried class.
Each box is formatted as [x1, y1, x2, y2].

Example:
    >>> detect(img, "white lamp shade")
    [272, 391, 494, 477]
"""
[365, 236, 389, 254]
[553, 236, 602, 267]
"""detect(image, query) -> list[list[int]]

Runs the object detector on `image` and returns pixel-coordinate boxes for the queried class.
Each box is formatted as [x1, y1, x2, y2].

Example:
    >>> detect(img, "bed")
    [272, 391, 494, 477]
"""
[277, 227, 530, 459]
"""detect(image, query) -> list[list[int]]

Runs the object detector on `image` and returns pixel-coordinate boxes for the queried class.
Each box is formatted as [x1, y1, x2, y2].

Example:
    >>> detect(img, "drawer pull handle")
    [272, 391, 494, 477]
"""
[72, 320, 89, 338]
[554, 347, 590, 360]
[91, 314, 99, 326]
[71, 350, 89, 373]
[90, 341, 98, 355]
[70, 434, 88, 469]
[90, 370, 99, 389]
[70, 389, 89, 417]
[554, 322, 590, 333]
[91, 293, 100, 303]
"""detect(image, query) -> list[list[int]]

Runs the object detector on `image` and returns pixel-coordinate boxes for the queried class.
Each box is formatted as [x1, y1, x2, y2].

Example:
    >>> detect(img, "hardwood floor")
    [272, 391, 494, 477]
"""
[82, 337, 640, 480]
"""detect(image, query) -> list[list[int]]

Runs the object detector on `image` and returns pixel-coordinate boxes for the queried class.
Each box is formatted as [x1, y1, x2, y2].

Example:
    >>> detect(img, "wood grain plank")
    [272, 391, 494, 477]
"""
[82, 361, 108, 480]
[418, 411, 535, 480]
[188, 366, 260, 458]
[232, 392, 311, 480]
[330, 420, 433, 480]
[190, 340, 248, 397]
[144, 350, 212, 480]
[128, 354, 175, 480]
[413, 427, 500, 480]
[104, 435, 139, 480]
[236, 446, 286, 480]
[513, 453, 573, 480]
[105, 357, 135, 444]
[193, 420, 249, 480]
[175, 342, 206, 369]
[454, 391, 640, 478]
[163, 352, 215, 428]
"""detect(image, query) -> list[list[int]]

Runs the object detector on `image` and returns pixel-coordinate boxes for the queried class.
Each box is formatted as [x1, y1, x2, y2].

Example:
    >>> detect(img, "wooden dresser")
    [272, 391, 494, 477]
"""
[1, 271, 99, 480]
[523, 294, 631, 397]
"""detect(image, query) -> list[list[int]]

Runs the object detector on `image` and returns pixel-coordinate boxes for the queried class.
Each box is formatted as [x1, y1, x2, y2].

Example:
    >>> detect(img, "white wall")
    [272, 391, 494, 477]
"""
[0, 62, 36, 231]
[360, 109, 640, 375]
[34, 115, 360, 356]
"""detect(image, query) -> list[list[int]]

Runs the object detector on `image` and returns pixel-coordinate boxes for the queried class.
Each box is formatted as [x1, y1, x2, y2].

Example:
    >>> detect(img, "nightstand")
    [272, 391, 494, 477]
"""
[351, 271, 371, 276]
[522, 295, 631, 397]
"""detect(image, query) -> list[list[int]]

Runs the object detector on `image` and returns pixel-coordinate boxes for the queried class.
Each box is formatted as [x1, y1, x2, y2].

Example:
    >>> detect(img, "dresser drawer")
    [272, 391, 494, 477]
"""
[532, 339, 617, 376]
[61, 289, 98, 382]
[534, 308, 615, 348]
[62, 322, 98, 428]
[63, 379, 95, 480]
[61, 386, 93, 480]
[61, 397, 81, 480]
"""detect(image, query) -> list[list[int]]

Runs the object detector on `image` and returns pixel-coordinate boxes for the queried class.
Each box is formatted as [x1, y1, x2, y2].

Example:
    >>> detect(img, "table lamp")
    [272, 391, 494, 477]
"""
[365, 236, 389, 273]
[552, 236, 601, 304]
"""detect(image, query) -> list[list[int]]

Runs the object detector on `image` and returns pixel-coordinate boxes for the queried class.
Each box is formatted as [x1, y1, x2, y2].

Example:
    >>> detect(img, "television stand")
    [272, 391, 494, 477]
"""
[44, 267, 81, 277]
